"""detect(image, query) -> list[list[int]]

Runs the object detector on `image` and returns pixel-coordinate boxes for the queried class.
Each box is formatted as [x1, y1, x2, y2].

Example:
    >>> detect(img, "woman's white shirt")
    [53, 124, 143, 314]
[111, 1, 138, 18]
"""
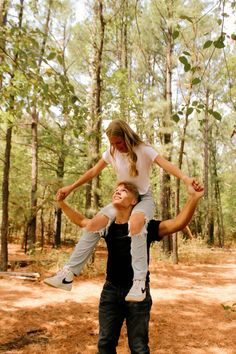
[102, 144, 158, 195]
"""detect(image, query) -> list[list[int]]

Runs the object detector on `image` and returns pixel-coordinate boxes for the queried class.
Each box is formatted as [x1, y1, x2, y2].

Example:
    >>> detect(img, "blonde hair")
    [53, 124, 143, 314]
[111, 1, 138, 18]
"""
[105, 119, 144, 177]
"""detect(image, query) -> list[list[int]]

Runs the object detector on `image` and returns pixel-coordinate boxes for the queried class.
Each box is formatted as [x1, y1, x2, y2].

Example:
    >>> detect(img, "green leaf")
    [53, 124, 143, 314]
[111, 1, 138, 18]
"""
[71, 95, 78, 104]
[203, 40, 213, 49]
[179, 56, 188, 65]
[211, 111, 222, 121]
[172, 113, 180, 123]
[213, 39, 225, 48]
[172, 30, 179, 39]
[192, 78, 201, 85]
[42, 83, 49, 94]
[183, 51, 191, 56]
[186, 107, 194, 116]
[180, 15, 193, 23]
[59, 75, 66, 85]
[231, 34, 236, 40]
[184, 63, 191, 72]
[192, 101, 198, 106]
[47, 52, 57, 60]
[57, 54, 64, 65]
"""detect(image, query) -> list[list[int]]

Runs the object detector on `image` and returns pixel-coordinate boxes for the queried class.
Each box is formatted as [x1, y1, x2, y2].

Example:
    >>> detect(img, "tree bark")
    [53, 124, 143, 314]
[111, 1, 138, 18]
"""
[204, 89, 210, 244]
[86, 0, 105, 212]
[0, 128, 12, 271]
[0, 0, 23, 269]
[211, 132, 224, 247]
[27, 109, 38, 251]
[0, 0, 9, 272]
[174, 85, 193, 261]
[162, 1, 173, 256]
[54, 135, 65, 248]
[0, 0, 8, 88]
[25, 0, 52, 252]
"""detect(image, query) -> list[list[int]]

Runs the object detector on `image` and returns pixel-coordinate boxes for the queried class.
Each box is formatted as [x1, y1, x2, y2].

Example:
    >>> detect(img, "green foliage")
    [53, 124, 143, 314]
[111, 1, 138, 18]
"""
[203, 40, 213, 49]
[0, 0, 235, 248]
[221, 303, 236, 312]
[213, 35, 225, 49]
[179, 55, 191, 72]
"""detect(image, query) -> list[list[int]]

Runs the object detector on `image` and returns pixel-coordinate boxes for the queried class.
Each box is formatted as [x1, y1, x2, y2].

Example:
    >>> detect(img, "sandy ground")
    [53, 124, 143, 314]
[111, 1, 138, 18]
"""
[0, 245, 236, 354]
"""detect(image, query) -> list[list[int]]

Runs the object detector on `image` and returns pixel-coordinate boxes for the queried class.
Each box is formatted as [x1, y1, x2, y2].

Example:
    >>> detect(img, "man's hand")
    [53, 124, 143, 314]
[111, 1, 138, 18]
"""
[56, 190, 67, 202]
[187, 181, 204, 199]
[183, 176, 204, 193]
[56, 185, 73, 200]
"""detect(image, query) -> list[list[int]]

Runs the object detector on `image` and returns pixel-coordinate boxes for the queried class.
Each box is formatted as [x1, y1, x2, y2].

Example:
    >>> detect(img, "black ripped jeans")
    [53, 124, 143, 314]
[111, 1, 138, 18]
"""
[97, 281, 152, 354]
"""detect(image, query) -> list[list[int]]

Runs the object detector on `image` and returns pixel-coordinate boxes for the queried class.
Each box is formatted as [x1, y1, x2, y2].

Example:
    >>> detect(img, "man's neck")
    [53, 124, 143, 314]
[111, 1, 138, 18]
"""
[114, 208, 132, 224]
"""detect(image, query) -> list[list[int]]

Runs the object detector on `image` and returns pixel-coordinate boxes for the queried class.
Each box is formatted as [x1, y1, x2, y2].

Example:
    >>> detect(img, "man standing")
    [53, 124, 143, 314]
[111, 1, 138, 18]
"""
[52, 180, 203, 353]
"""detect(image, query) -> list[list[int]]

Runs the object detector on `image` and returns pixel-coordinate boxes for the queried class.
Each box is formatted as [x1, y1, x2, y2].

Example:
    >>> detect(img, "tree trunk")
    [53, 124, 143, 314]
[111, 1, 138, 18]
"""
[0, 127, 12, 271]
[27, 109, 38, 251]
[118, 0, 129, 119]
[204, 89, 210, 244]
[0, 0, 8, 88]
[208, 125, 215, 244]
[86, 0, 105, 212]
[216, 181, 225, 247]
[174, 82, 193, 259]
[162, 1, 173, 256]
[54, 129, 66, 248]
[0, 0, 9, 272]
[39, 186, 47, 249]
[0, 0, 23, 268]
[54, 208, 62, 248]
[25, 0, 52, 252]
[211, 132, 224, 247]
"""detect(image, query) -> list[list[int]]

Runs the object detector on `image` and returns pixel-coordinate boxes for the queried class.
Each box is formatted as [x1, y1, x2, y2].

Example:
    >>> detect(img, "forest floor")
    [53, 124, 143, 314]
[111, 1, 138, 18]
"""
[0, 242, 236, 354]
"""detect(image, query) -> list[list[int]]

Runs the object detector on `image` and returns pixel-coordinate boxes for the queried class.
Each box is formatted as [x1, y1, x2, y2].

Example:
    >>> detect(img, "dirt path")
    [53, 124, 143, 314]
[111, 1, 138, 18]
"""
[0, 250, 236, 354]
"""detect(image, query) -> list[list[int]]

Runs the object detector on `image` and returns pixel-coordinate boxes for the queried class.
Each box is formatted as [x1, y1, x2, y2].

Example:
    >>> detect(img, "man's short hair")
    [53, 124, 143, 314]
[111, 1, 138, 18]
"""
[116, 181, 140, 202]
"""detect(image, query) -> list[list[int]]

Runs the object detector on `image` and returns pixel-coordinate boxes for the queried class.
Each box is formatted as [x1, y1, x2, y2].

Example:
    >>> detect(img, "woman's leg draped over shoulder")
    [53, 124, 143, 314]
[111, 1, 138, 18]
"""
[66, 203, 116, 275]
[125, 190, 155, 302]
[129, 190, 155, 280]
[65, 229, 101, 275]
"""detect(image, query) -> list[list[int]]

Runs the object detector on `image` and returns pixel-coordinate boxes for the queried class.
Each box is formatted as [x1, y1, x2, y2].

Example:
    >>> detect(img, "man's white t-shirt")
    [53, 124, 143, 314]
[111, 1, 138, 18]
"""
[102, 144, 158, 195]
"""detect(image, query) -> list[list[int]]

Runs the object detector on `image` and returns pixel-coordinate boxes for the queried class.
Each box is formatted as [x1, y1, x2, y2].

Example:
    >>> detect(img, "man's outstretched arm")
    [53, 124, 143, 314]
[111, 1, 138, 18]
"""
[158, 185, 204, 238]
[57, 198, 89, 228]
[56, 192, 109, 231]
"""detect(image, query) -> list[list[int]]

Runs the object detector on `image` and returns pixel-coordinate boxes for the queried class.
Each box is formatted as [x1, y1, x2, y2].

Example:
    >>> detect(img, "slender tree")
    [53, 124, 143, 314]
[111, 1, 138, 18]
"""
[26, 0, 53, 252]
[0, 0, 24, 270]
[85, 0, 105, 211]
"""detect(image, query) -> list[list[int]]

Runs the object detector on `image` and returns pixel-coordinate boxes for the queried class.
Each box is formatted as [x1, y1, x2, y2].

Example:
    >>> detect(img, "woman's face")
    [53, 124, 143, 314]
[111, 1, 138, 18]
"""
[109, 136, 128, 153]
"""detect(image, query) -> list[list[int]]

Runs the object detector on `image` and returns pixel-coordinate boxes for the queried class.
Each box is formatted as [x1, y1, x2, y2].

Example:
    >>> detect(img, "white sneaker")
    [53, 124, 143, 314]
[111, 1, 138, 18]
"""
[125, 280, 146, 302]
[44, 267, 74, 291]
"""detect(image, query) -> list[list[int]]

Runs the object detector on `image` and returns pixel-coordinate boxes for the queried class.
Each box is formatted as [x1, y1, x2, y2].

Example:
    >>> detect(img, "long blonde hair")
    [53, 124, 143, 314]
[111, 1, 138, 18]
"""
[105, 119, 144, 177]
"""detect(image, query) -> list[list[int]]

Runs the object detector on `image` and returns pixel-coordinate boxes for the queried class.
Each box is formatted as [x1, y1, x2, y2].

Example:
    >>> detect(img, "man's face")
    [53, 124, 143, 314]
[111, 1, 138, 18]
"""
[112, 184, 137, 209]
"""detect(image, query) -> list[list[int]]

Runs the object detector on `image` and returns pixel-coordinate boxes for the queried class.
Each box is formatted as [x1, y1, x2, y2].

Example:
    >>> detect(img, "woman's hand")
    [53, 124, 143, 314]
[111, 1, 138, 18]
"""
[183, 176, 204, 192]
[187, 181, 204, 197]
[56, 185, 73, 200]
[56, 189, 68, 202]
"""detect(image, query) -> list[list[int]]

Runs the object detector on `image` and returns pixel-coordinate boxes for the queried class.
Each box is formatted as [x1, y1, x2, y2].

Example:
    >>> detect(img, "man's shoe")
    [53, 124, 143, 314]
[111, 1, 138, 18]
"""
[125, 280, 146, 302]
[44, 267, 74, 291]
